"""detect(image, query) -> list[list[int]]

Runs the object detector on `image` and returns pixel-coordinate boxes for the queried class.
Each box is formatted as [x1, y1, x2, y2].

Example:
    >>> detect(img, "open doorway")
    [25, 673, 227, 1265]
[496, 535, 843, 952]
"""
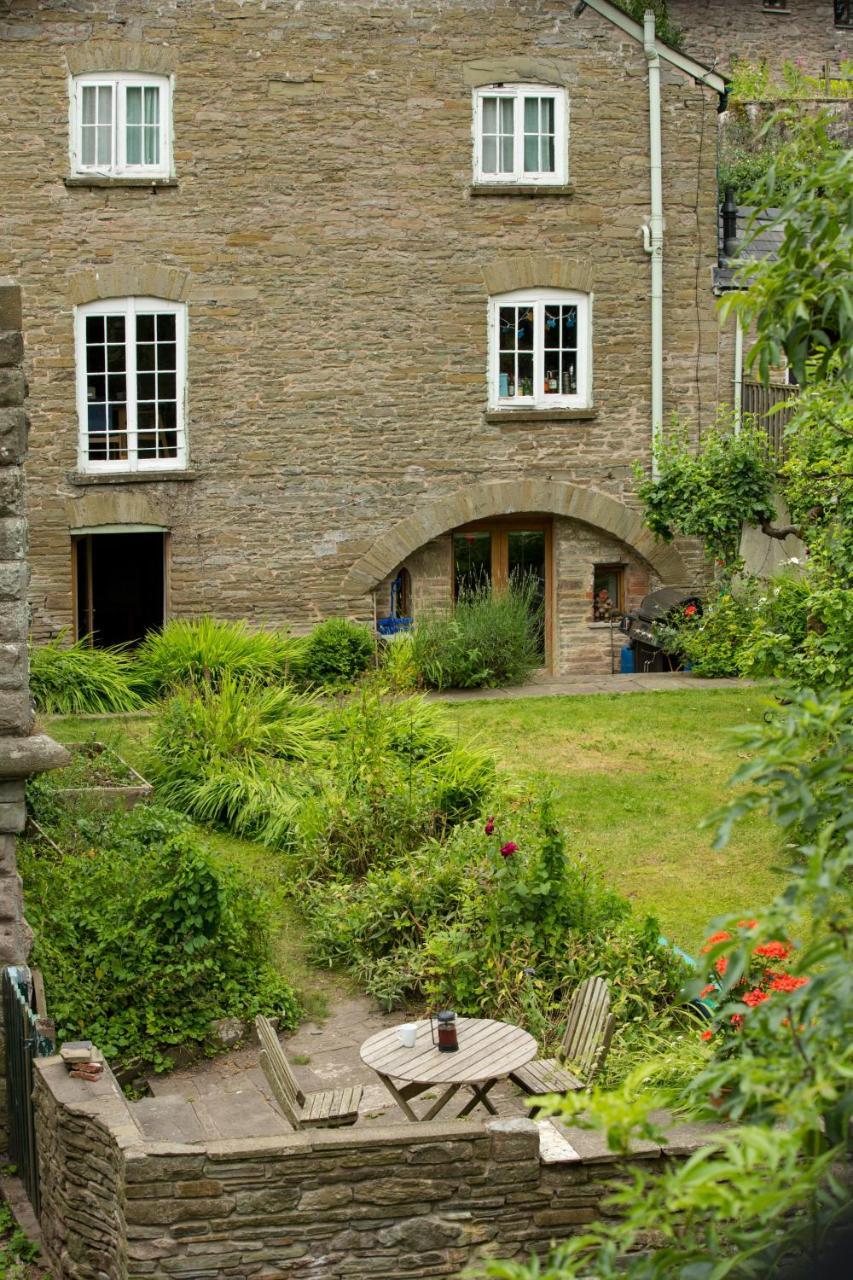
[73, 530, 167, 647]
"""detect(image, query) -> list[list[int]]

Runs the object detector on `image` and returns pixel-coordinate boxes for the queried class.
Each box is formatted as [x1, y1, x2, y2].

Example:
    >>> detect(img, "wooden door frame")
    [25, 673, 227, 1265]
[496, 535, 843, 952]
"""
[452, 515, 554, 672]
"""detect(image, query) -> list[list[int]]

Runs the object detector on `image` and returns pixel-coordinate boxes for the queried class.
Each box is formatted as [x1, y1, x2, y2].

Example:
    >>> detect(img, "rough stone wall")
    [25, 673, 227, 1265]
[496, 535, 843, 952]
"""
[0, 0, 721, 664]
[0, 283, 68, 1146]
[34, 1055, 684, 1280]
[670, 0, 853, 78]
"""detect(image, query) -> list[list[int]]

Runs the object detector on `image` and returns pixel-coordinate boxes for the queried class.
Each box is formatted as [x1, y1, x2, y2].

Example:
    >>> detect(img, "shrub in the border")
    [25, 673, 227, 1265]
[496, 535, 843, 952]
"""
[298, 617, 375, 687]
[133, 617, 301, 696]
[29, 635, 142, 715]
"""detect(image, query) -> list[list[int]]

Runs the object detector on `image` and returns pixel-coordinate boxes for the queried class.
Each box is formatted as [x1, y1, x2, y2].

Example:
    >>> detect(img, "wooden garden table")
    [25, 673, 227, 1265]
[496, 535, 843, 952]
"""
[360, 1017, 537, 1122]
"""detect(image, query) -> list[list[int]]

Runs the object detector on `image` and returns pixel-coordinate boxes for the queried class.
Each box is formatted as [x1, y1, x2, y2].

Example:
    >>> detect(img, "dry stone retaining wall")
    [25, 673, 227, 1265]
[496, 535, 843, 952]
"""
[34, 1055, 686, 1280]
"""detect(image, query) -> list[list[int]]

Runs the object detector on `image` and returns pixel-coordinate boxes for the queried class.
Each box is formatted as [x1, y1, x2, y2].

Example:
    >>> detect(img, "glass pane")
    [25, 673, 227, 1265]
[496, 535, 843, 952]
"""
[508, 531, 546, 658]
[96, 125, 112, 165]
[541, 135, 555, 172]
[137, 314, 156, 342]
[500, 98, 514, 131]
[482, 136, 497, 174]
[593, 568, 621, 620]
[158, 372, 176, 400]
[126, 126, 142, 165]
[160, 432, 178, 458]
[562, 306, 577, 347]
[137, 343, 156, 371]
[143, 86, 158, 126]
[159, 402, 177, 430]
[157, 314, 176, 341]
[143, 125, 159, 166]
[157, 341, 176, 370]
[81, 86, 97, 125]
[87, 345, 105, 373]
[517, 307, 534, 350]
[453, 531, 491, 597]
[544, 305, 559, 346]
[106, 343, 125, 372]
[137, 404, 156, 432]
[541, 98, 554, 132]
[107, 374, 126, 401]
[106, 315, 125, 343]
[517, 353, 533, 396]
[80, 129, 95, 166]
[561, 351, 577, 395]
[498, 306, 515, 350]
[86, 375, 106, 402]
[86, 315, 104, 343]
[498, 352, 515, 398]
[499, 135, 514, 171]
[126, 86, 142, 125]
[100, 86, 113, 124]
[523, 135, 539, 172]
[482, 97, 497, 132]
[87, 405, 106, 431]
[523, 97, 538, 132]
[137, 373, 156, 401]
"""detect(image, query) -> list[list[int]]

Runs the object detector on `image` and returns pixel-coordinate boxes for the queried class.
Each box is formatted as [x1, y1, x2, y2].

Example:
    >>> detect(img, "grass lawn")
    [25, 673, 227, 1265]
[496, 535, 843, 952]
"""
[41, 685, 784, 978]
[437, 687, 785, 954]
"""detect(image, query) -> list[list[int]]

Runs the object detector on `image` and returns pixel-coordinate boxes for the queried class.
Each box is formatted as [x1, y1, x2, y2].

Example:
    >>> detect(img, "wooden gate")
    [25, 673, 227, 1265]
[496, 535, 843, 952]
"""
[2, 965, 54, 1215]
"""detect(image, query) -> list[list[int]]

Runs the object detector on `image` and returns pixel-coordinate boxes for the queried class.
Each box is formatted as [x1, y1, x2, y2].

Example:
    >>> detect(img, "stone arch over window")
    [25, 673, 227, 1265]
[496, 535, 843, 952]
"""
[482, 257, 593, 297]
[67, 265, 190, 306]
[64, 41, 177, 78]
[342, 480, 688, 595]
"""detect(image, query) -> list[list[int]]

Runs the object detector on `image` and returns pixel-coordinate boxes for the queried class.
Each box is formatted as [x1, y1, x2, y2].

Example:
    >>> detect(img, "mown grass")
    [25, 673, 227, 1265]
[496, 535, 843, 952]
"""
[436, 688, 785, 953]
[42, 686, 783, 983]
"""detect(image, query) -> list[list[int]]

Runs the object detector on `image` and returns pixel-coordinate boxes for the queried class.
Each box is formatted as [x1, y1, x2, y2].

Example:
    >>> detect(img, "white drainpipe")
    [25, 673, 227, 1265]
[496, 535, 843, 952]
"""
[733, 313, 744, 433]
[641, 10, 664, 477]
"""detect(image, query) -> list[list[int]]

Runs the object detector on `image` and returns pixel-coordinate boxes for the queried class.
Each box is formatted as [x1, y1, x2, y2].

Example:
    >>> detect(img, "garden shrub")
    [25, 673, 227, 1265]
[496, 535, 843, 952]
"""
[302, 800, 686, 1041]
[133, 616, 301, 696]
[380, 631, 418, 691]
[657, 588, 756, 678]
[18, 802, 299, 1072]
[410, 577, 542, 690]
[29, 635, 142, 715]
[298, 617, 375, 687]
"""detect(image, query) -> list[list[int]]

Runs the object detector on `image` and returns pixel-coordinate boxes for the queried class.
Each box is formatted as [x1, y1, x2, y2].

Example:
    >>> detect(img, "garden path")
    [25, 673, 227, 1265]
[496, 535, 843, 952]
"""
[428, 673, 751, 701]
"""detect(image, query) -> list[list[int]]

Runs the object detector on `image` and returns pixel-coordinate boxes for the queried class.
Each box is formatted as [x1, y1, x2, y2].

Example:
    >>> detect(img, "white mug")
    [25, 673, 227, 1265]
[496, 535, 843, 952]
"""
[395, 1023, 417, 1048]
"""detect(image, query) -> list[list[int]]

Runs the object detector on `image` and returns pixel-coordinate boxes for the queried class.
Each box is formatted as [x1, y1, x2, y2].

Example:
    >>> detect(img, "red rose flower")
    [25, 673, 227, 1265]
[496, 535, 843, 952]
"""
[484, 817, 495, 835]
[714, 955, 728, 977]
[684, 604, 698, 618]
[770, 974, 809, 994]
[699, 984, 716, 999]
[743, 988, 769, 1007]
[730, 1014, 744, 1028]
[500, 842, 518, 858]
[700, 1028, 713, 1042]
[738, 919, 758, 930]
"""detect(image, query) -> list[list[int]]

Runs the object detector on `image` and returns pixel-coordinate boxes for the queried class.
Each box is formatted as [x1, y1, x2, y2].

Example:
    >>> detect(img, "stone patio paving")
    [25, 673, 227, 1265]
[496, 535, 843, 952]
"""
[131, 993, 722, 1163]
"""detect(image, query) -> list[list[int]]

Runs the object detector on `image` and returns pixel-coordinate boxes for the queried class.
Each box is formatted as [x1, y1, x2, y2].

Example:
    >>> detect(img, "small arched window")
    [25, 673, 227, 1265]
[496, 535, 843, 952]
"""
[70, 72, 172, 178]
[473, 84, 568, 186]
[488, 288, 592, 410]
[74, 297, 187, 473]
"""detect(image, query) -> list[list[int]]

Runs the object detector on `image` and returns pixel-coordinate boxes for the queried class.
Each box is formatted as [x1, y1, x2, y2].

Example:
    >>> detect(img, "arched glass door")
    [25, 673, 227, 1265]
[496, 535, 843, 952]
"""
[452, 517, 551, 666]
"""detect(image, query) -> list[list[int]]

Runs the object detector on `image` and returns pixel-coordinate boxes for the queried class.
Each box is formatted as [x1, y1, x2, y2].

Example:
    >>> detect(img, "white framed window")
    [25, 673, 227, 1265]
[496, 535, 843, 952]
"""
[70, 72, 172, 177]
[74, 298, 187, 473]
[488, 289, 592, 410]
[473, 84, 568, 185]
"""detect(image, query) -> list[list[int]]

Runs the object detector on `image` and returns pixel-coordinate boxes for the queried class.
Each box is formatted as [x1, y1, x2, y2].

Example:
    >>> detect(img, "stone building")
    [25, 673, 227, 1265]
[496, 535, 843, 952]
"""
[1, 0, 733, 675]
[670, 0, 852, 80]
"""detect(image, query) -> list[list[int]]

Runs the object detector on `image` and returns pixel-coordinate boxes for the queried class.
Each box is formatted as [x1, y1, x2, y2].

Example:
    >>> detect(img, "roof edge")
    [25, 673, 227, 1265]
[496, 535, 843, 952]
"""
[577, 0, 729, 99]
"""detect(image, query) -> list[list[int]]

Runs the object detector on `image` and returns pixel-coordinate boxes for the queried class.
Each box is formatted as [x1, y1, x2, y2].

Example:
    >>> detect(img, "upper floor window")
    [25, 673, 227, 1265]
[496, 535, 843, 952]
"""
[75, 298, 187, 473]
[71, 73, 171, 177]
[488, 289, 591, 410]
[473, 84, 568, 185]
[835, 1, 853, 28]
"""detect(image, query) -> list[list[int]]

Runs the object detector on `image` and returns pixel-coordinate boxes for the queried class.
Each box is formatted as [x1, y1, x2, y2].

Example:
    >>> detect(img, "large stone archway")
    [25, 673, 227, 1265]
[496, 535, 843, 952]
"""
[343, 480, 687, 594]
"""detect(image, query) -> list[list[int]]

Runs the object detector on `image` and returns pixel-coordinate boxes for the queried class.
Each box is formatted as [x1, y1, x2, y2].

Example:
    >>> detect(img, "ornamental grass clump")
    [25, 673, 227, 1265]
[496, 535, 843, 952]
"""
[29, 635, 143, 715]
[133, 616, 302, 697]
[298, 617, 375, 688]
[411, 576, 542, 690]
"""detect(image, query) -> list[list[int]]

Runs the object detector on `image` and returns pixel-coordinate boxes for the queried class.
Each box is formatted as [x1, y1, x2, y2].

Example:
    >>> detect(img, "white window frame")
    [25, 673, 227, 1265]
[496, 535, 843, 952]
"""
[487, 288, 592, 411]
[70, 72, 172, 178]
[74, 297, 188, 474]
[473, 84, 568, 186]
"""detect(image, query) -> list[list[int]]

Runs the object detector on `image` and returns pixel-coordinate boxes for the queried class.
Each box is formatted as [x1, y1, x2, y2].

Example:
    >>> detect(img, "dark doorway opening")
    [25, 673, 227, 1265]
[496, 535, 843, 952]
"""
[74, 531, 167, 647]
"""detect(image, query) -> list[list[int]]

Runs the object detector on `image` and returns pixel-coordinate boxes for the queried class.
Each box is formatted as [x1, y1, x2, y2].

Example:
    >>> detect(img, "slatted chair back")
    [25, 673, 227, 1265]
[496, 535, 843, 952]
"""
[255, 1015, 305, 1111]
[559, 976, 614, 1080]
[259, 1048, 303, 1130]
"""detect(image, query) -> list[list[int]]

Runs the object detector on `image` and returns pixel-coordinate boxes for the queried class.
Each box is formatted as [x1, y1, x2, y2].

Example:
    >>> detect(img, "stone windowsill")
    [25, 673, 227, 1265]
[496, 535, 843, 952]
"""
[68, 469, 200, 486]
[587, 621, 617, 630]
[469, 182, 574, 198]
[484, 408, 598, 424]
[64, 177, 179, 190]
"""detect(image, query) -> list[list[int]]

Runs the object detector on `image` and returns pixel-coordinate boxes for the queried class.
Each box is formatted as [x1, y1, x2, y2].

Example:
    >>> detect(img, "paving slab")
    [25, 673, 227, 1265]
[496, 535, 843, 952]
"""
[428, 674, 753, 702]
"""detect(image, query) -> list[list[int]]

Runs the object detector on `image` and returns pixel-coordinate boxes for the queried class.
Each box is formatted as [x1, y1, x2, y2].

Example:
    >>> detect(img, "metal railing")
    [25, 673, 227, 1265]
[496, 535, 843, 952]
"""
[2, 965, 54, 1215]
[742, 381, 799, 463]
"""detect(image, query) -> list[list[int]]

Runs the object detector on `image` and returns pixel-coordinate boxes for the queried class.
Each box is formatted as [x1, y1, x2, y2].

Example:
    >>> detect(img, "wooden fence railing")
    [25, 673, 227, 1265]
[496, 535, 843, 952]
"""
[742, 381, 799, 463]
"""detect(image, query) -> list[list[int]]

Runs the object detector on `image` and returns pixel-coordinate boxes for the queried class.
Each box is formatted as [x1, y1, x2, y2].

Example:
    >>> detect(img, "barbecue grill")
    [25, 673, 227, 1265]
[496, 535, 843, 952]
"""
[621, 587, 703, 673]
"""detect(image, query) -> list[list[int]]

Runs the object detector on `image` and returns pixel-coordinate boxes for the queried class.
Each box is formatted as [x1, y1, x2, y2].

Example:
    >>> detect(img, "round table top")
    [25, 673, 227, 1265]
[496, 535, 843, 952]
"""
[360, 1017, 537, 1085]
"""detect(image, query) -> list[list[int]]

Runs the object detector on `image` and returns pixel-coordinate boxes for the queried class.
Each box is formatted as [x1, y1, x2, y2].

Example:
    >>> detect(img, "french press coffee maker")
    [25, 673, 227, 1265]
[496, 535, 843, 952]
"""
[430, 1010, 459, 1053]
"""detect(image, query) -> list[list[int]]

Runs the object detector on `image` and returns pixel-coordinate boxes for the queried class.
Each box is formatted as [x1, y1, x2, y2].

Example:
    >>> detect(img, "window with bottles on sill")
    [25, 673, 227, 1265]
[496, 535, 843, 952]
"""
[488, 288, 591, 411]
